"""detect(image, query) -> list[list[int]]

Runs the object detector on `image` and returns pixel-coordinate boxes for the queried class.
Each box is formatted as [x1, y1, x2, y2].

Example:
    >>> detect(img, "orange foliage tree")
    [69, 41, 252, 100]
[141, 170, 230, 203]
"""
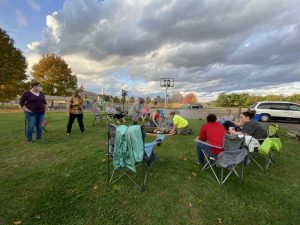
[32, 54, 77, 96]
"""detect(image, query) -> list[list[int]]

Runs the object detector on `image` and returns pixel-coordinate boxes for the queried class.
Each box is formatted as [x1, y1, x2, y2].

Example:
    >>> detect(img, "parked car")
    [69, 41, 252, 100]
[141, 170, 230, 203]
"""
[249, 101, 300, 122]
[187, 104, 203, 109]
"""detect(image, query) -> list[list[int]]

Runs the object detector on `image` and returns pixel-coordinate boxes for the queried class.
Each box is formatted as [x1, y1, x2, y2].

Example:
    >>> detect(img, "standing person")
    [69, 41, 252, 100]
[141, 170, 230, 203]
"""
[169, 111, 190, 135]
[66, 90, 85, 135]
[196, 114, 226, 165]
[129, 97, 145, 125]
[20, 80, 47, 143]
[140, 106, 150, 121]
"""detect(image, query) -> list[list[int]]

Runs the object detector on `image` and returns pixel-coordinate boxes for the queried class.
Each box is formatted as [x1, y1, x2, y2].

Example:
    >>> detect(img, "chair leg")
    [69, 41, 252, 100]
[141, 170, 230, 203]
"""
[249, 154, 265, 171]
[202, 150, 221, 184]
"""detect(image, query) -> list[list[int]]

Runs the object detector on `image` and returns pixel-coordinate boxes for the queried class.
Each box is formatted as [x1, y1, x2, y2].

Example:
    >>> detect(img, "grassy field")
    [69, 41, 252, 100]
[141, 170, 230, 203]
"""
[0, 112, 299, 225]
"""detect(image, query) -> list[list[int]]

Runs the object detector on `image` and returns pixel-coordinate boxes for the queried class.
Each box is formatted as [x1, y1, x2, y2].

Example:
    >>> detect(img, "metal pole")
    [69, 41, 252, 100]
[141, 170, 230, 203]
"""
[164, 86, 168, 115]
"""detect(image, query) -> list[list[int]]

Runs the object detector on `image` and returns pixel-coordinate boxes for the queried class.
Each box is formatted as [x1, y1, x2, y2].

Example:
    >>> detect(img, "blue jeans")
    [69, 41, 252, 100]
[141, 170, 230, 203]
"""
[25, 112, 45, 142]
[196, 142, 216, 164]
[149, 118, 158, 127]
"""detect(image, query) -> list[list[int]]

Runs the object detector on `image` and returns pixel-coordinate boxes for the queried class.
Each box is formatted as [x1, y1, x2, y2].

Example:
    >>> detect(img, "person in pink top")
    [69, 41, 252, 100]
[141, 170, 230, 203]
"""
[196, 113, 226, 164]
[140, 106, 150, 121]
[149, 110, 161, 127]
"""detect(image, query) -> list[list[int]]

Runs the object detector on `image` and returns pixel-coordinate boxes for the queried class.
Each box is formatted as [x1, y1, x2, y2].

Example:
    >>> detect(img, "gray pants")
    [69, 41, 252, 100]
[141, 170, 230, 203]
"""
[177, 126, 189, 135]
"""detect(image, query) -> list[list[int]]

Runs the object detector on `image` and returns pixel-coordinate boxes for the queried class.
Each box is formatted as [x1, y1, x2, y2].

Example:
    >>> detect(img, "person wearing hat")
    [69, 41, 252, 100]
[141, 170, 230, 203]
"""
[20, 80, 47, 143]
[129, 97, 145, 125]
[66, 90, 85, 135]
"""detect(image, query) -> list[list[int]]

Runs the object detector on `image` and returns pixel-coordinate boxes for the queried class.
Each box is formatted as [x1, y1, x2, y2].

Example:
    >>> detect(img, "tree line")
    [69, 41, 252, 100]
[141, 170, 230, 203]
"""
[215, 93, 300, 107]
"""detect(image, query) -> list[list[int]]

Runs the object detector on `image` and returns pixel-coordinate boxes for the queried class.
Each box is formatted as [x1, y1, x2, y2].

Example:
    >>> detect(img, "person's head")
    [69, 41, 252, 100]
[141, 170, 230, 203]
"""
[240, 110, 256, 123]
[226, 109, 232, 115]
[206, 113, 217, 123]
[234, 118, 242, 126]
[31, 80, 42, 92]
[73, 90, 82, 97]
[169, 111, 175, 118]
[139, 97, 145, 104]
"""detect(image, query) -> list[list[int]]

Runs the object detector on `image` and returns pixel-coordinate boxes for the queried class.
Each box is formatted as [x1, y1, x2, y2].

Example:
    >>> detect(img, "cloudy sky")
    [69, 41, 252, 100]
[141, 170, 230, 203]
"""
[1, 0, 300, 101]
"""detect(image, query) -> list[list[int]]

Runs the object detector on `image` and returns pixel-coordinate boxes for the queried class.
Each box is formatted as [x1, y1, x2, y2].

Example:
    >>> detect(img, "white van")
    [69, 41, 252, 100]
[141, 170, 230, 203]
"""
[249, 101, 300, 122]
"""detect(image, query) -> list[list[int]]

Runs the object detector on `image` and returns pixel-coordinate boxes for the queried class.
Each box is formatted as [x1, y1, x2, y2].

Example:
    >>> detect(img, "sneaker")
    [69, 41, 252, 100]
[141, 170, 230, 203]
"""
[196, 161, 202, 165]
[67, 133, 71, 136]
[81, 131, 86, 134]
[26, 141, 32, 144]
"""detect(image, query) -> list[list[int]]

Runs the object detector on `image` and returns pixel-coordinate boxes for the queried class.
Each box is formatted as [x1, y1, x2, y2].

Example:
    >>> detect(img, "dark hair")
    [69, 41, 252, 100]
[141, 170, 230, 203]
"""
[207, 113, 217, 122]
[241, 110, 256, 119]
[170, 112, 175, 116]
[31, 80, 40, 87]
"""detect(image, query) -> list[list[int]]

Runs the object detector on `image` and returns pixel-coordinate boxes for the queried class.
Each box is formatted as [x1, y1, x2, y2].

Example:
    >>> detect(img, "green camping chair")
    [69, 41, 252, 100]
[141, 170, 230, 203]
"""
[258, 124, 282, 169]
[247, 124, 282, 171]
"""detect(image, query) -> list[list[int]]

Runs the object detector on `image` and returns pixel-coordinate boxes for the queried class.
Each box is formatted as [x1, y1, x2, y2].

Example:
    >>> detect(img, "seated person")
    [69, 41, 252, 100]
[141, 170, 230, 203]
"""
[229, 110, 267, 140]
[218, 109, 235, 124]
[105, 103, 126, 123]
[196, 114, 226, 164]
[223, 118, 242, 131]
[141, 106, 150, 121]
[149, 110, 161, 127]
[169, 111, 189, 135]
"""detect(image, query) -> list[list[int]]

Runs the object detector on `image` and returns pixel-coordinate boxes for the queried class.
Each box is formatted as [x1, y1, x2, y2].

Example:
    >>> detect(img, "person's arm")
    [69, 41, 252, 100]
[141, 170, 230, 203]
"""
[19, 92, 31, 112]
[43, 94, 47, 111]
[198, 126, 207, 141]
[171, 118, 177, 133]
[66, 98, 72, 116]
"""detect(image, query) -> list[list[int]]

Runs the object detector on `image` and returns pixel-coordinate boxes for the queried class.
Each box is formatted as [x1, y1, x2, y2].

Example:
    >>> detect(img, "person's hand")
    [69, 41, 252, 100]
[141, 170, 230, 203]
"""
[23, 106, 31, 112]
[229, 127, 236, 134]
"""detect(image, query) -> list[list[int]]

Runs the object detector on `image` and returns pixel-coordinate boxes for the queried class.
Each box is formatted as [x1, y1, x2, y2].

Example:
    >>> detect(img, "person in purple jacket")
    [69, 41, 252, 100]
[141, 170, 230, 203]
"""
[20, 80, 47, 143]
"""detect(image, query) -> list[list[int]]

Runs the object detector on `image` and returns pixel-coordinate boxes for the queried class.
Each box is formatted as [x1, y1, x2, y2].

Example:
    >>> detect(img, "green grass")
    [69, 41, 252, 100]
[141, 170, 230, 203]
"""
[0, 112, 299, 225]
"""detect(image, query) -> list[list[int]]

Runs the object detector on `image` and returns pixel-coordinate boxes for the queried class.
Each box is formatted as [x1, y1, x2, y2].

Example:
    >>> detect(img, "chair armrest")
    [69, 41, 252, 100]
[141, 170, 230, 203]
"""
[194, 139, 223, 149]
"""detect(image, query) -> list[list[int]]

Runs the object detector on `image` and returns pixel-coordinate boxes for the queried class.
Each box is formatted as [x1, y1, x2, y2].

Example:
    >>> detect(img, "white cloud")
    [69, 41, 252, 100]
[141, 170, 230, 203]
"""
[16, 9, 27, 27]
[26, 0, 300, 99]
[27, 0, 40, 11]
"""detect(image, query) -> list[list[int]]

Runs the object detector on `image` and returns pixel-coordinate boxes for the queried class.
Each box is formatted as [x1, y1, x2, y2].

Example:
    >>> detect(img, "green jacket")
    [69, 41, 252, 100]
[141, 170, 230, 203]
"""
[258, 138, 282, 155]
[113, 125, 144, 172]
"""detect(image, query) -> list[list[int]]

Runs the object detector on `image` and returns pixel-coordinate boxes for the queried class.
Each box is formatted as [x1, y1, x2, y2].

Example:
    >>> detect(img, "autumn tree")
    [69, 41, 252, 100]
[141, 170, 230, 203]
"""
[145, 96, 152, 104]
[32, 53, 77, 96]
[170, 91, 183, 102]
[0, 28, 27, 101]
[128, 96, 135, 104]
[113, 96, 120, 103]
[182, 93, 198, 104]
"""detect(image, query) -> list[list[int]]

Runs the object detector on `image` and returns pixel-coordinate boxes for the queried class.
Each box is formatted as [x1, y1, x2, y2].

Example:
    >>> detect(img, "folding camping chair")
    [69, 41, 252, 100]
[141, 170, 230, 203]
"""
[91, 106, 105, 126]
[24, 117, 50, 134]
[196, 134, 248, 184]
[246, 124, 281, 171]
[107, 123, 164, 192]
[42, 117, 50, 133]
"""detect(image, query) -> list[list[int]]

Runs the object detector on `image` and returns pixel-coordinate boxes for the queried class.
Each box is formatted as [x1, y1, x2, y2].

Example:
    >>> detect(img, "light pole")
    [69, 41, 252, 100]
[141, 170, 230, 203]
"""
[160, 78, 174, 115]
